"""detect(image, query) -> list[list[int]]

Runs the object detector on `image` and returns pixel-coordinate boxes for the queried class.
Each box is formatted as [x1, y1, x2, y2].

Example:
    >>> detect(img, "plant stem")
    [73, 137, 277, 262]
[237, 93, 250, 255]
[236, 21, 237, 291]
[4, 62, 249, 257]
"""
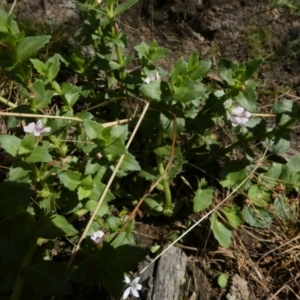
[0, 95, 17, 108]
[115, 44, 126, 80]
[155, 128, 172, 212]
[49, 135, 66, 158]
[10, 235, 37, 300]
[67, 208, 89, 223]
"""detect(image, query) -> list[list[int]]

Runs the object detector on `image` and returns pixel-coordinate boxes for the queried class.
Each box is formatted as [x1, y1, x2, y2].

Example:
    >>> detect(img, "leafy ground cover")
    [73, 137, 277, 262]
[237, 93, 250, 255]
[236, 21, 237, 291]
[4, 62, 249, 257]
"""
[0, 0, 300, 299]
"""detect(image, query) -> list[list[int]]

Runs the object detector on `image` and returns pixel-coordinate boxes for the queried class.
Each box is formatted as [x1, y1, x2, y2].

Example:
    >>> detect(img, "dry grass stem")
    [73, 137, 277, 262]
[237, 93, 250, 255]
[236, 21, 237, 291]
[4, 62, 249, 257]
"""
[0, 111, 132, 127]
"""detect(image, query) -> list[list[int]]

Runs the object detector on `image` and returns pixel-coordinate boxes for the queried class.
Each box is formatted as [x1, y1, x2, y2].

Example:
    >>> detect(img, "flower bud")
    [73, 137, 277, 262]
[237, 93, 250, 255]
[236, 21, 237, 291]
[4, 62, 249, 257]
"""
[90, 230, 105, 247]
[115, 22, 120, 33]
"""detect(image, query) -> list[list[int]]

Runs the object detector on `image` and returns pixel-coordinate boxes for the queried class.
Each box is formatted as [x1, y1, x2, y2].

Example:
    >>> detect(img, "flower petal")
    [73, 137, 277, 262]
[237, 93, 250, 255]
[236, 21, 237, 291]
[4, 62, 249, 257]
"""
[41, 127, 51, 134]
[23, 122, 36, 133]
[33, 131, 41, 137]
[124, 275, 131, 284]
[243, 111, 251, 118]
[131, 288, 140, 298]
[231, 106, 244, 116]
[90, 230, 105, 244]
[122, 287, 131, 300]
[136, 283, 142, 290]
[239, 117, 250, 125]
[144, 75, 156, 84]
[231, 116, 242, 126]
[35, 120, 44, 131]
[132, 277, 140, 285]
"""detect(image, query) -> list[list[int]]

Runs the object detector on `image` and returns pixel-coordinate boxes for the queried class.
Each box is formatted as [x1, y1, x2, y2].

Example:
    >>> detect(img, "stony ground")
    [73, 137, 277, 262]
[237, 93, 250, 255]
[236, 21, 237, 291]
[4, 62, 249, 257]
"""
[1, 0, 300, 299]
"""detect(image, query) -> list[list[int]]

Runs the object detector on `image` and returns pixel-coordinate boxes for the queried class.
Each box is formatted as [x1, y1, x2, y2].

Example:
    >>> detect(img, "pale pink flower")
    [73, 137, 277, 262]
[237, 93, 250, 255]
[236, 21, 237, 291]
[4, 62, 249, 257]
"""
[90, 230, 105, 245]
[23, 120, 51, 136]
[230, 106, 251, 127]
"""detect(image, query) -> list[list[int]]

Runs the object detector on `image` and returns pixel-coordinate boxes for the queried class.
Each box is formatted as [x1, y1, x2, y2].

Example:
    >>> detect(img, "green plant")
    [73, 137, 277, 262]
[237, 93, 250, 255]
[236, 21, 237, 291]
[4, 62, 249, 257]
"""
[0, 0, 299, 299]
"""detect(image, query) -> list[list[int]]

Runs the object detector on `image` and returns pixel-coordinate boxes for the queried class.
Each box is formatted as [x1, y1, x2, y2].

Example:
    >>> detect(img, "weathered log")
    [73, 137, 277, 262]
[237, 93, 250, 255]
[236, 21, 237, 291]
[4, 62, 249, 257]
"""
[139, 245, 187, 300]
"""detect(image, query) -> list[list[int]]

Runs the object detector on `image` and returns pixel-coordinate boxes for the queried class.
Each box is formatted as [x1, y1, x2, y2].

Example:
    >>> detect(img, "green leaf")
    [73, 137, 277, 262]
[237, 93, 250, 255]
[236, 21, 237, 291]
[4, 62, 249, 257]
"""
[220, 160, 248, 188]
[272, 99, 294, 113]
[218, 58, 237, 85]
[77, 186, 91, 200]
[106, 215, 123, 231]
[242, 206, 273, 228]
[83, 119, 104, 140]
[193, 179, 214, 213]
[119, 153, 141, 172]
[15, 36, 51, 63]
[138, 167, 159, 181]
[221, 205, 244, 229]
[30, 59, 47, 77]
[187, 51, 211, 80]
[116, 245, 148, 272]
[8, 161, 31, 181]
[7, 13, 20, 36]
[234, 84, 257, 112]
[37, 215, 78, 238]
[173, 81, 207, 103]
[0, 135, 21, 157]
[113, 0, 138, 16]
[85, 200, 109, 217]
[287, 154, 300, 172]
[143, 197, 164, 215]
[210, 212, 232, 248]
[46, 53, 61, 80]
[61, 83, 81, 107]
[148, 40, 171, 61]
[153, 145, 171, 157]
[110, 230, 135, 248]
[0, 182, 33, 217]
[102, 125, 128, 156]
[134, 41, 149, 60]
[170, 57, 187, 86]
[57, 170, 82, 191]
[140, 80, 162, 101]
[274, 196, 295, 221]
[21, 133, 35, 152]
[279, 165, 300, 192]
[0, 8, 9, 32]
[80, 174, 93, 189]
[25, 147, 52, 163]
[160, 112, 185, 138]
[218, 274, 228, 288]
[248, 185, 270, 207]
[266, 130, 290, 154]
[89, 180, 115, 202]
[239, 59, 263, 82]
[35, 82, 55, 109]
[21, 261, 72, 296]
[260, 164, 282, 188]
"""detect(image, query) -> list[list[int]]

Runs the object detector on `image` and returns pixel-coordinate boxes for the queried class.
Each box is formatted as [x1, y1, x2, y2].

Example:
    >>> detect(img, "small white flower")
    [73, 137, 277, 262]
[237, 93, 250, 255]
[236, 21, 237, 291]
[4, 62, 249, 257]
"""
[123, 276, 142, 299]
[143, 75, 156, 84]
[23, 120, 51, 136]
[90, 230, 105, 245]
[230, 106, 251, 127]
[143, 71, 160, 84]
